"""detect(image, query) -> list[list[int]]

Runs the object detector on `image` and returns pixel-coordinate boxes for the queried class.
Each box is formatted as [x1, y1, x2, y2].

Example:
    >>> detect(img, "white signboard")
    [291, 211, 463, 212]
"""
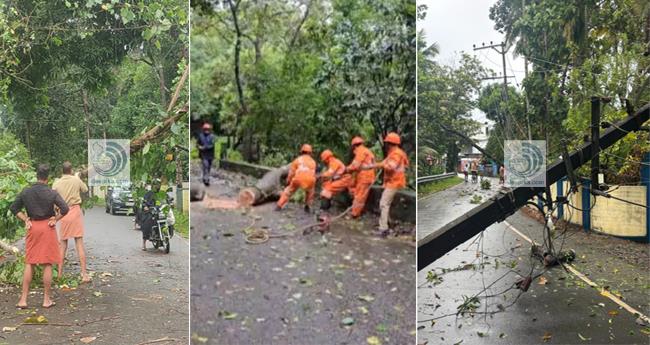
[88, 139, 130, 186]
[504, 140, 546, 187]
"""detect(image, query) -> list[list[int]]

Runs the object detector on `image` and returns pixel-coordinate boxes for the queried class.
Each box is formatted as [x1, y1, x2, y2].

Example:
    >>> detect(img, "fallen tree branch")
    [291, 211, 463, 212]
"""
[135, 337, 178, 345]
[0, 239, 20, 255]
[76, 315, 120, 327]
[21, 322, 74, 327]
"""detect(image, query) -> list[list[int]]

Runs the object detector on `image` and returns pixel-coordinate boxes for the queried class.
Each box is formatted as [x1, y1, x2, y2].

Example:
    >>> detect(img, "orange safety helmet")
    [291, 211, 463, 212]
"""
[351, 136, 364, 146]
[202, 123, 212, 130]
[384, 132, 401, 145]
[300, 144, 313, 154]
[320, 149, 334, 162]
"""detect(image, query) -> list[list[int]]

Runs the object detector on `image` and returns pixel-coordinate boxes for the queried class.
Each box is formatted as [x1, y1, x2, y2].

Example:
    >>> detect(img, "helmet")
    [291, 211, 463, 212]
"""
[351, 136, 364, 146]
[384, 132, 401, 145]
[320, 149, 334, 162]
[202, 123, 212, 130]
[300, 144, 313, 154]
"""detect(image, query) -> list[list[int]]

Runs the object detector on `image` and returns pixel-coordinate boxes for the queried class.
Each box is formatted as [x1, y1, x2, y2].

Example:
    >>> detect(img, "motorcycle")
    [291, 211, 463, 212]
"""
[146, 203, 175, 254]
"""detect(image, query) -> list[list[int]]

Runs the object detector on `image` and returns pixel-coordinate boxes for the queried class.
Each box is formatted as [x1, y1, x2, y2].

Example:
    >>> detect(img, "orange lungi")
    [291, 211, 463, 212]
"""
[58, 204, 84, 240]
[26, 220, 61, 265]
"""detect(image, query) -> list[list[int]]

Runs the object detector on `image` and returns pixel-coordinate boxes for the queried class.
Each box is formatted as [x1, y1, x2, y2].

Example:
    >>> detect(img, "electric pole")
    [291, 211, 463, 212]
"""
[473, 41, 516, 139]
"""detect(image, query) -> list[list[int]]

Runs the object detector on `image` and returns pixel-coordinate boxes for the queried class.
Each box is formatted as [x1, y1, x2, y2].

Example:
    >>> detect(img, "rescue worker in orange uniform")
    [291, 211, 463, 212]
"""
[345, 136, 376, 218]
[318, 149, 352, 211]
[276, 144, 317, 213]
[369, 132, 409, 236]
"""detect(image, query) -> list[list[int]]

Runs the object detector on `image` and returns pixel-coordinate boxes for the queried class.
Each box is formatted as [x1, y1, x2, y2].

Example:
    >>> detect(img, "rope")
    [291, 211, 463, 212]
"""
[244, 163, 382, 244]
[243, 205, 354, 244]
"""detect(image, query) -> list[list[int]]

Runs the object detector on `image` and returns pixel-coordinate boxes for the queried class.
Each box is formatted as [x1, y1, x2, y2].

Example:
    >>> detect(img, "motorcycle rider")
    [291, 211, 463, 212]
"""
[141, 179, 161, 251]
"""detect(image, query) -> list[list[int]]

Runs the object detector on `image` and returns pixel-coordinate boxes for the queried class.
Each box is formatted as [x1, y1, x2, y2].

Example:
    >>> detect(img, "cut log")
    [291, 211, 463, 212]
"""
[190, 183, 205, 202]
[239, 166, 289, 206]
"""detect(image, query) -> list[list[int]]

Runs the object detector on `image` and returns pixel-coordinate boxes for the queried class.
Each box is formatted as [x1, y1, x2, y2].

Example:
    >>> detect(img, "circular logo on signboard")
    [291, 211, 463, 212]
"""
[90, 141, 128, 177]
[508, 141, 544, 179]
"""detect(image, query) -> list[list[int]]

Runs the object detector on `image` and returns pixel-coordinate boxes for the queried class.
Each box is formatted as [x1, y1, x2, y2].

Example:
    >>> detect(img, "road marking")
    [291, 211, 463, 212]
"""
[503, 220, 650, 325]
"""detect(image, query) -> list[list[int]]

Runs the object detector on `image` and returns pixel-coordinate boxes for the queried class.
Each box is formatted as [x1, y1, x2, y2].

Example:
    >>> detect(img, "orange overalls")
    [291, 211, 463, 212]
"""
[377, 147, 409, 231]
[277, 154, 317, 209]
[347, 145, 376, 217]
[320, 156, 352, 200]
[381, 147, 409, 189]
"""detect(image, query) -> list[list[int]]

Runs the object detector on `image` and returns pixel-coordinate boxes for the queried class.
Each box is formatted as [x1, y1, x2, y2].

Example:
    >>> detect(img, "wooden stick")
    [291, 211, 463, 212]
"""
[135, 337, 178, 345]
[76, 315, 120, 327]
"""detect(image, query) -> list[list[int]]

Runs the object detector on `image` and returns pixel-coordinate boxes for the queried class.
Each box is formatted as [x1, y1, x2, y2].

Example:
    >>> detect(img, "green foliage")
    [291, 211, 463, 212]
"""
[173, 208, 188, 238]
[192, 0, 415, 183]
[417, 29, 487, 173]
[0, 1, 188, 204]
[0, 0, 188, 178]
[488, 0, 650, 182]
[0, 132, 35, 240]
[480, 178, 491, 190]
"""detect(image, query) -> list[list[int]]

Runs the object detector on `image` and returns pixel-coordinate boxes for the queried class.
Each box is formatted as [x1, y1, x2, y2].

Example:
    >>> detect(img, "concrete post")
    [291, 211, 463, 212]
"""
[581, 179, 591, 231]
[557, 177, 564, 220]
[642, 153, 650, 242]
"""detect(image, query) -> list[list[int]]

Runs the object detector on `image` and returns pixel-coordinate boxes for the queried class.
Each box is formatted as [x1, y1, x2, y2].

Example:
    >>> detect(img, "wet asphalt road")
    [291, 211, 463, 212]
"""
[191, 168, 416, 345]
[417, 176, 500, 241]
[0, 207, 189, 345]
[417, 186, 650, 345]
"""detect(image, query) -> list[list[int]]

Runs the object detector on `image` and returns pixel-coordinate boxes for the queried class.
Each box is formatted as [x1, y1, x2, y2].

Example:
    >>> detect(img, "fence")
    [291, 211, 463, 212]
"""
[535, 153, 649, 242]
[417, 172, 456, 184]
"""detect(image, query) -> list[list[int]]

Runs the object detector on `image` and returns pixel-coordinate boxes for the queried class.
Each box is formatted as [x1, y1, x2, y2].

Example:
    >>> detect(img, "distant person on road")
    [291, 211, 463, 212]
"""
[318, 149, 352, 212]
[277, 144, 317, 213]
[197, 122, 216, 186]
[478, 163, 485, 182]
[52, 161, 90, 283]
[368, 132, 409, 236]
[470, 160, 478, 183]
[463, 162, 469, 182]
[11, 164, 69, 309]
[499, 165, 505, 184]
[426, 154, 433, 166]
[345, 136, 376, 218]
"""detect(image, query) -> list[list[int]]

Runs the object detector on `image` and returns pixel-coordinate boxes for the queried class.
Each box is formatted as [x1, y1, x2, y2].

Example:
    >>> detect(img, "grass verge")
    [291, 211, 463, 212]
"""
[174, 209, 189, 238]
[418, 176, 463, 198]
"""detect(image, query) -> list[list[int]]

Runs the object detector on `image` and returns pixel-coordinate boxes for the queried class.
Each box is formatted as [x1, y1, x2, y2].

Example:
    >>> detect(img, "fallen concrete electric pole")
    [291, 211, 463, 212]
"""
[418, 101, 650, 271]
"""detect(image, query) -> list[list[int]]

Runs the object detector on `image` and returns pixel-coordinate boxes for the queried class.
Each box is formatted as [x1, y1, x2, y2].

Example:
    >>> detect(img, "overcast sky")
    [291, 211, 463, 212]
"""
[418, 0, 526, 122]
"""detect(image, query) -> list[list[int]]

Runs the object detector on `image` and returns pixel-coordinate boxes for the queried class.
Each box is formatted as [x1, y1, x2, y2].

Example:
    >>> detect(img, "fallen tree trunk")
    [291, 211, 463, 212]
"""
[238, 165, 289, 206]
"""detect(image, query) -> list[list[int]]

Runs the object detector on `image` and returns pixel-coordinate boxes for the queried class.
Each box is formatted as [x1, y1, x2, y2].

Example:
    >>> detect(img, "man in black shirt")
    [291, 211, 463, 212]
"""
[197, 123, 215, 186]
[11, 164, 69, 309]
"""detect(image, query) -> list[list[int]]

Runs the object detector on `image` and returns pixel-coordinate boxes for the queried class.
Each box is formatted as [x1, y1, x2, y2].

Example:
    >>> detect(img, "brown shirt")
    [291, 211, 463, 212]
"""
[52, 174, 88, 206]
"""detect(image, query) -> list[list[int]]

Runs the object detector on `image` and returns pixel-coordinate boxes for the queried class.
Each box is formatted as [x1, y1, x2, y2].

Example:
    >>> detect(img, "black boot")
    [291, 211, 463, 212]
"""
[320, 198, 331, 211]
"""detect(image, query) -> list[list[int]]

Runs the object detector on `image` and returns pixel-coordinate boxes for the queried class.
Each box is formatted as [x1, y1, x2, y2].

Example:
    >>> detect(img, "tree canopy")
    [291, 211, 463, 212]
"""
[417, 31, 488, 175]
[0, 0, 189, 239]
[488, 0, 649, 183]
[192, 0, 415, 183]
